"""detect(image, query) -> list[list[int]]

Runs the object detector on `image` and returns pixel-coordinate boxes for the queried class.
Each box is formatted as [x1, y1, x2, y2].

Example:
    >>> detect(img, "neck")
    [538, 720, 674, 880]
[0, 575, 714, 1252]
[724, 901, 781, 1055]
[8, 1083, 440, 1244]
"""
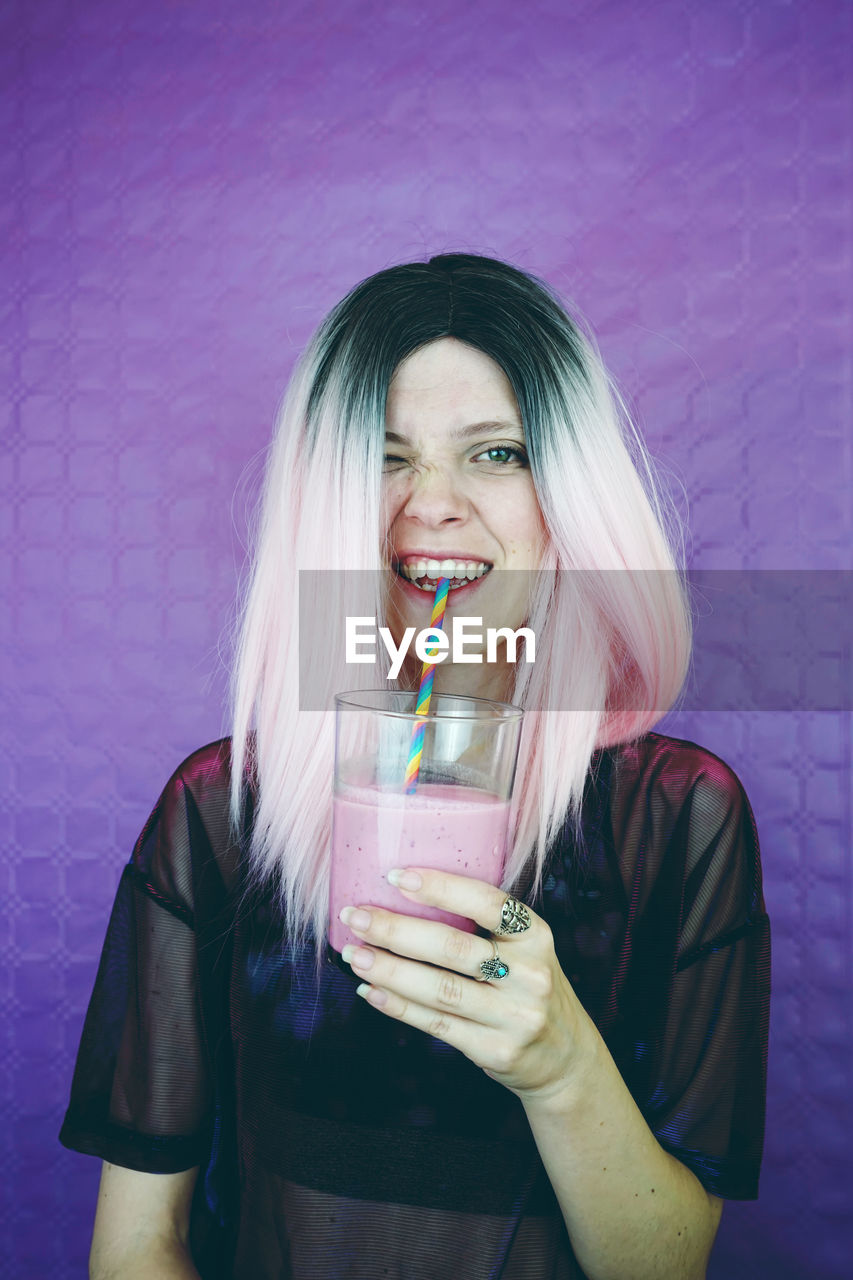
[403, 657, 516, 706]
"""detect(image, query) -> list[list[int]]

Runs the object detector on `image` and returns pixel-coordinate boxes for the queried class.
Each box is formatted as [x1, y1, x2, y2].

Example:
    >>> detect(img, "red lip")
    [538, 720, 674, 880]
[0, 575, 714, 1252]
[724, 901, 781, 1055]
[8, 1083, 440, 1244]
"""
[393, 549, 494, 566]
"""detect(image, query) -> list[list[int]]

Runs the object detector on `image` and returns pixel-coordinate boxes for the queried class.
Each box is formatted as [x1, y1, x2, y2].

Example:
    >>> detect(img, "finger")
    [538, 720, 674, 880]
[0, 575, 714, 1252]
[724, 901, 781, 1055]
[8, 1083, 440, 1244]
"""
[343, 943, 506, 1026]
[386, 868, 538, 940]
[354, 978, 506, 1067]
[341, 905, 497, 980]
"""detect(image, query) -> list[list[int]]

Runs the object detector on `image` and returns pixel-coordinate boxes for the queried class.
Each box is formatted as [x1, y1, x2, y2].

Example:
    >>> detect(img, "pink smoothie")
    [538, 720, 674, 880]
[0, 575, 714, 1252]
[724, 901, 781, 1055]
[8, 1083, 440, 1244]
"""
[329, 782, 510, 954]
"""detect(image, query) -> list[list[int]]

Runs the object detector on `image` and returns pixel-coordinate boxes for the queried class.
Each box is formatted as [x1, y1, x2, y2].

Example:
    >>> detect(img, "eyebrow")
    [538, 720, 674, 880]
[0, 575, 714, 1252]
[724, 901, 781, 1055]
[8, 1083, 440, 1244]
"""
[384, 420, 525, 445]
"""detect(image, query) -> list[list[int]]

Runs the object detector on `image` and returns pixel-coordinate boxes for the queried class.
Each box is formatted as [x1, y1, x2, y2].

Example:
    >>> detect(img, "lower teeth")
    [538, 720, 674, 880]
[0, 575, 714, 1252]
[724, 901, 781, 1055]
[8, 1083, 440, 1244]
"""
[411, 575, 482, 590]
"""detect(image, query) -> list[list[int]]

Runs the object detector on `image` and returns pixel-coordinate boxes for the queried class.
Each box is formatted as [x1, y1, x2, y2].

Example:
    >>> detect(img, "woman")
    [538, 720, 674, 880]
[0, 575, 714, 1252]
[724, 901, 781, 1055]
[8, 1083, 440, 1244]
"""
[60, 254, 771, 1279]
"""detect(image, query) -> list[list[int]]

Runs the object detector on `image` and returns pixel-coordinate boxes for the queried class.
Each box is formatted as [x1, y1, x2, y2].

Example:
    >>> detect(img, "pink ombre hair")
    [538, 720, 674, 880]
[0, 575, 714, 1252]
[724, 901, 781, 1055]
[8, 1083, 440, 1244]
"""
[225, 254, 692, 964]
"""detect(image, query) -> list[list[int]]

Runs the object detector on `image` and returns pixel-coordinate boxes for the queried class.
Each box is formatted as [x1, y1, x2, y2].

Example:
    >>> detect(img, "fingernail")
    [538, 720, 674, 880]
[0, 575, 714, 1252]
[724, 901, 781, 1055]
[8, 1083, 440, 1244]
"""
[357, 984, 387, 1007]
[387, 868, 422, 891]
[342, 945, 373, 970]
[340, 906, 372, 931]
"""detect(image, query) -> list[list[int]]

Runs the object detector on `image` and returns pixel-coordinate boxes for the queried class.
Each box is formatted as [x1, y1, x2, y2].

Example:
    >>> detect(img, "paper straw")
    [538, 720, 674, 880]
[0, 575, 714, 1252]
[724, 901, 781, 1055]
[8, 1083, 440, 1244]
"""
[404, 577, 450, 794]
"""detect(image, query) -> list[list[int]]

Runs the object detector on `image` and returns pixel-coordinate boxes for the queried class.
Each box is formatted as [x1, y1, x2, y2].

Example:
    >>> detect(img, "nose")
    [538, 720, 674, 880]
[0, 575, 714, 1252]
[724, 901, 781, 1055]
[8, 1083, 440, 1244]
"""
[397, 463, 470, 527]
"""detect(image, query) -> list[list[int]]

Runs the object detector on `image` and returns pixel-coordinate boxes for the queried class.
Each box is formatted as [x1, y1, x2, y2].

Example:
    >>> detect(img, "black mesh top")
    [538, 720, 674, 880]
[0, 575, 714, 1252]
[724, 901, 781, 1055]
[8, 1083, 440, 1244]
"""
[59, 731, 771, 1279]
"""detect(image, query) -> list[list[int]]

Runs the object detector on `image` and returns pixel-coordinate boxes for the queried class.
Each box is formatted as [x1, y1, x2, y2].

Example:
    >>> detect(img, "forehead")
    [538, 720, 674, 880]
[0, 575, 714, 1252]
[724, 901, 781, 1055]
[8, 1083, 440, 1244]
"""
[385, 338, 521, 429]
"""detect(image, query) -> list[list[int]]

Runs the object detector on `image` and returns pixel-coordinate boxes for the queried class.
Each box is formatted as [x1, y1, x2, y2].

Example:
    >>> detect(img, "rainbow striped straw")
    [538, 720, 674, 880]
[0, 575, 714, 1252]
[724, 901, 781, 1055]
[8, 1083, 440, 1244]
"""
[404, 576, 450, 794]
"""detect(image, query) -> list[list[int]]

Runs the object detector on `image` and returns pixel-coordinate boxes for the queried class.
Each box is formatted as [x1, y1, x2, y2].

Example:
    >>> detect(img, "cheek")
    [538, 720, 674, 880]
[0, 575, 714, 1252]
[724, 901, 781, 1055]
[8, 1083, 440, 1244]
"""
[380, 496, 398, 542]
[527, 487, 548, 546]
[381, 479, 409, 532]
[504, 490, 546, 553]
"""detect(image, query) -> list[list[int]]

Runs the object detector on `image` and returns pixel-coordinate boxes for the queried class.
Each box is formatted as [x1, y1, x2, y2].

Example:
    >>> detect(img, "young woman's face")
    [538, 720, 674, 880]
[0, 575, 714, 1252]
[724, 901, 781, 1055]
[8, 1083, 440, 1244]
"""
[383, 337, 547, 671]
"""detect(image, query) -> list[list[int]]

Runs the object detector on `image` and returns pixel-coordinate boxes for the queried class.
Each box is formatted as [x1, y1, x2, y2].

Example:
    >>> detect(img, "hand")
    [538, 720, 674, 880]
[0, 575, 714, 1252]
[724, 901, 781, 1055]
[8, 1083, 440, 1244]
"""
[338, 867, 595, 1103]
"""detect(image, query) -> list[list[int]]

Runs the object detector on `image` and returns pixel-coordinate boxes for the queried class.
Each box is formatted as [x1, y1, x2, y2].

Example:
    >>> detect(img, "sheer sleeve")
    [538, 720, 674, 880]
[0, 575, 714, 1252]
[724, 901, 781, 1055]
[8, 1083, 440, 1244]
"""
[630, 755, 772, 1200]
[59, 768, 214, 1173]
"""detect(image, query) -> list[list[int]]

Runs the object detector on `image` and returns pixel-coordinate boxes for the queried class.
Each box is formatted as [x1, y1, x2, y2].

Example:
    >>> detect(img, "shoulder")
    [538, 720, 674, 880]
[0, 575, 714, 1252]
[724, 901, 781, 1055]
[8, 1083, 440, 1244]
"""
[131, 737, 249, 909]
[159, 735, 257, 815]
[170, 736, 236, 799]
[604, 732, 763, 927]
[141, 738, 236, 843]
[610, 730, 753, 823]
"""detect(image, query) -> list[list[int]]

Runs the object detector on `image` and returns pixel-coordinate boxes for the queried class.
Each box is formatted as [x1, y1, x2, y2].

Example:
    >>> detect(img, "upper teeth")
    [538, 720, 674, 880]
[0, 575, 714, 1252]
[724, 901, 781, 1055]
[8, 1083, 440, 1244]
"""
[399, 559, 490, 583]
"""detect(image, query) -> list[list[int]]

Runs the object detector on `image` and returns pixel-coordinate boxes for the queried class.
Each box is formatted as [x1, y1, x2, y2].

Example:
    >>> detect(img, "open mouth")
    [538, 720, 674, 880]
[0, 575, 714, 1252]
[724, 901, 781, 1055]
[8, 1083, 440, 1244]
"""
[394, 557, 493, 593]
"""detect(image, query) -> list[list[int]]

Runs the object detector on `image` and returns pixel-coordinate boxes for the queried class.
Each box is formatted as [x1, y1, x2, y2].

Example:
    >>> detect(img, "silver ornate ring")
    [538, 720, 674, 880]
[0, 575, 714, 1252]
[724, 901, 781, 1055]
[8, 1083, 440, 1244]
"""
[496, 895, 531, 936]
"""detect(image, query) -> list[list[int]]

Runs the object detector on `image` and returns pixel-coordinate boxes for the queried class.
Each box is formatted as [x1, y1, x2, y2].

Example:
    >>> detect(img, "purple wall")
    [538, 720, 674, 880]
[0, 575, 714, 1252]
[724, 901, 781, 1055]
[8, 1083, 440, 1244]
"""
[3, 1, 851, 1276]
